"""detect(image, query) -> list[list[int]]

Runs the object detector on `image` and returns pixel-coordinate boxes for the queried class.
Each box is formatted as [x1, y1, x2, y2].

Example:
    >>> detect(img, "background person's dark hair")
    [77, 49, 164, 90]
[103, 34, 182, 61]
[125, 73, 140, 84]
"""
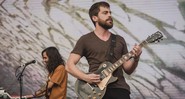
[41, 47, 65, 74]
[89, 1, 110, 26]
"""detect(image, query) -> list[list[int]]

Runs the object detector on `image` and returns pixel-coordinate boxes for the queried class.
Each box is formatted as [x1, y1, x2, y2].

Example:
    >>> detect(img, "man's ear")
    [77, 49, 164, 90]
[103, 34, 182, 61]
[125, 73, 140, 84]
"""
[92, 16, 98, 22]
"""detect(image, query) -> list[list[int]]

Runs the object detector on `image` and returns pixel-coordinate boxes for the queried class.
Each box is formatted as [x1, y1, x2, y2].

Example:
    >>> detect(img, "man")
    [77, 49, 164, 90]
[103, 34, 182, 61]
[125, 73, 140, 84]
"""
[29, 47, 68, 99]
[66, 1, 142, 99]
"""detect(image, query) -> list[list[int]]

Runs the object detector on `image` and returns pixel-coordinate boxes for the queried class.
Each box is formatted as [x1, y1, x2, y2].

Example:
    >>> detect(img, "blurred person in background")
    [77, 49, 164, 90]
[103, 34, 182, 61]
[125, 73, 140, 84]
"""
[29, 46, 67, 99]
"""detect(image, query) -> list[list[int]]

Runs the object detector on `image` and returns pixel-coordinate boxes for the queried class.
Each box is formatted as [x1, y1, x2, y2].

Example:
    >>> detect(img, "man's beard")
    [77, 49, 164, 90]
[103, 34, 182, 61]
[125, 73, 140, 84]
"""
[98, 18, 113, 30]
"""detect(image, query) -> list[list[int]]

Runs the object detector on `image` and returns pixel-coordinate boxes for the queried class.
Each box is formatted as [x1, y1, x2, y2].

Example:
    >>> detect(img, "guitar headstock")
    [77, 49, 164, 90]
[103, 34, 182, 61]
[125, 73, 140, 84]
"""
[146, 31, 163, 43]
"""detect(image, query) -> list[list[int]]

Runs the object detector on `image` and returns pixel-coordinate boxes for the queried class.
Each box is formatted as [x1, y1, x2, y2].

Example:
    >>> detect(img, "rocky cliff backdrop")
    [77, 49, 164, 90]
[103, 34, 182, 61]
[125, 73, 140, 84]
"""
[0, 0, 185, 99]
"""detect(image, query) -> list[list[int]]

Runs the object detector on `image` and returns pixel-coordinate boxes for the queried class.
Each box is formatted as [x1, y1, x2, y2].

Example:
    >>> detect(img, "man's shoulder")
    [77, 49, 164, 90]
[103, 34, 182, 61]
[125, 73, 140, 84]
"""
[80, 31, 94, 39]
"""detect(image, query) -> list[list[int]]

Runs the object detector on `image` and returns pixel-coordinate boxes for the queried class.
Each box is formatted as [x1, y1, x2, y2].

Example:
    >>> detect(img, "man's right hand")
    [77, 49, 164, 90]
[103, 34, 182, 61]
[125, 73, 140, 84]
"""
[84, 73, 101, 84]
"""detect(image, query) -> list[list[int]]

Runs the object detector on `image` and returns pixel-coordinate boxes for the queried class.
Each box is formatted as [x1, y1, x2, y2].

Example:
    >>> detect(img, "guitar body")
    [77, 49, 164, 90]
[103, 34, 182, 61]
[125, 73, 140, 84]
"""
[75, 62, 118, 99]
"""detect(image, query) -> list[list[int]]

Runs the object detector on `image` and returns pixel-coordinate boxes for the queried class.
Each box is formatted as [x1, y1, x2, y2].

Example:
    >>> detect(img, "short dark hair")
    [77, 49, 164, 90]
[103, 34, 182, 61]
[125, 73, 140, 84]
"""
[89, 1, 110, 26]
[42, 46, 65, 73]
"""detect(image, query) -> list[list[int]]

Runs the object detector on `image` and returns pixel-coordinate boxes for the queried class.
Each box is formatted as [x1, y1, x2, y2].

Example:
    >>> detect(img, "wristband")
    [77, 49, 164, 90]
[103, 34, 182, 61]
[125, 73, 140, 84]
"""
[134, 57, 140, 62]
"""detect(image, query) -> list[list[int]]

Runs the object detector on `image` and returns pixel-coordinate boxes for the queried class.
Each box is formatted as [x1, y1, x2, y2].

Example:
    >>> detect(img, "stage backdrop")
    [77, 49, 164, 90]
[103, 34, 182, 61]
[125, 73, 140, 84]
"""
[0, 0, 185, 99]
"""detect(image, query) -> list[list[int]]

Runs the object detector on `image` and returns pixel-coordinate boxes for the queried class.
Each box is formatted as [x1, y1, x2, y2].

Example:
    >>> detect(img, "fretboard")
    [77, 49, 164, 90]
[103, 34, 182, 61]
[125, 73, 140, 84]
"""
[105, 40, 147, 74]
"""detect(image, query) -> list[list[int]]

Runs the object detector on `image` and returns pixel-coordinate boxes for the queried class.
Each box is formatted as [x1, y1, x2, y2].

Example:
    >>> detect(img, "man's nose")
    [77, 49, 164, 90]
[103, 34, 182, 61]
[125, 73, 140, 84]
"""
[107, 12, 111, 16]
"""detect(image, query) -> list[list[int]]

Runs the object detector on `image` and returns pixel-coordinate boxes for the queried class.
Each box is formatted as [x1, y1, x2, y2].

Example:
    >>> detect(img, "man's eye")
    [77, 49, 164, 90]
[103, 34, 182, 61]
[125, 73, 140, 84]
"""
[103, 12, 107, 14]
[102, 11, 111, 15]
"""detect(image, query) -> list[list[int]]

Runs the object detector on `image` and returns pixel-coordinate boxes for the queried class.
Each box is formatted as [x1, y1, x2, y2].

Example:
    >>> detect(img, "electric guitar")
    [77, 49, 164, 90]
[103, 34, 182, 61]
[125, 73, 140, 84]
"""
[75, 31, 163, 99]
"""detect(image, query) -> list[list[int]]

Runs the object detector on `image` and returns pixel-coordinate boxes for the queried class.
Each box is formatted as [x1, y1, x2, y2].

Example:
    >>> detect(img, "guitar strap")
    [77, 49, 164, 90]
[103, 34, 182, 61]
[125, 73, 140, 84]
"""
[107, 34, 116, 62]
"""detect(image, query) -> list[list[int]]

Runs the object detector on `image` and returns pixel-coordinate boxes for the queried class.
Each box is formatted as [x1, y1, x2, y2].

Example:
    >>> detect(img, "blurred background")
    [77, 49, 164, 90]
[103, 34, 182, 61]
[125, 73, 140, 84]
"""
[0, 0, 185, 99]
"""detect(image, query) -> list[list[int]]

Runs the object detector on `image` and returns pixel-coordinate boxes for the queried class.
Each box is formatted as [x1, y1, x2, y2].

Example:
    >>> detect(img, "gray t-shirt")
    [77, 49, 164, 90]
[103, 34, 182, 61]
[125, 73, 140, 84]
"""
[72, 32, 130, 91]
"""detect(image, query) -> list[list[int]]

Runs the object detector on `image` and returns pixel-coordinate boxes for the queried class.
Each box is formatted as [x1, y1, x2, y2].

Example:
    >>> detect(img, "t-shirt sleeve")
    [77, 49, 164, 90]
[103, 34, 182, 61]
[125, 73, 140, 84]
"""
[71, 36, 86, 57]
[50, 65, 66, 85]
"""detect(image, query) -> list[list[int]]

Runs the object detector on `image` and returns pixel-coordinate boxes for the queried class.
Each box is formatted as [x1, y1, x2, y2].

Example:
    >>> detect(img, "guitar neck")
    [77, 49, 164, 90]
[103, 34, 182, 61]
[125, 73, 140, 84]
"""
[105, 40, 147, 73]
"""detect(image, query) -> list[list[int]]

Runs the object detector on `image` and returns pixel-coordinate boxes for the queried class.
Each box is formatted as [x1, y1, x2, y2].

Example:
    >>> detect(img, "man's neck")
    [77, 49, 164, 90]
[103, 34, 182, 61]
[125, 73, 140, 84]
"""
[94, 27, 111, 41]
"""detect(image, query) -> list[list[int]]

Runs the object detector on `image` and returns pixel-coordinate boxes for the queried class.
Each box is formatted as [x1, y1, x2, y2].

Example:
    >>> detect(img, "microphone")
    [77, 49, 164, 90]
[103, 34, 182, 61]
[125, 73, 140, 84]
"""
[21, 60, 36, 67]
